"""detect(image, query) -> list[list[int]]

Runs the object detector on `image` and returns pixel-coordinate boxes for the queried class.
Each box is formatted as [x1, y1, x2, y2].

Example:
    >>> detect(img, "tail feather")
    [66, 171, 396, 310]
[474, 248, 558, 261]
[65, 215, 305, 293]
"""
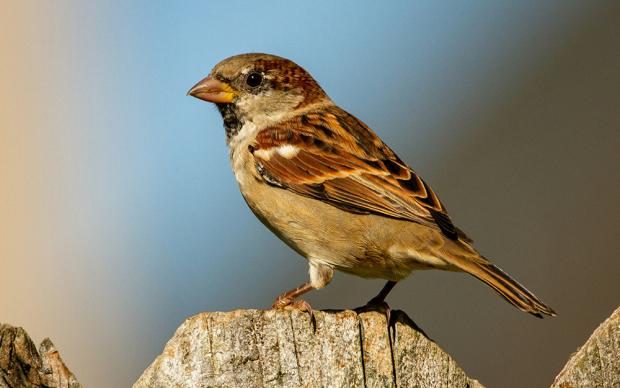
[451, 255, 556, 318]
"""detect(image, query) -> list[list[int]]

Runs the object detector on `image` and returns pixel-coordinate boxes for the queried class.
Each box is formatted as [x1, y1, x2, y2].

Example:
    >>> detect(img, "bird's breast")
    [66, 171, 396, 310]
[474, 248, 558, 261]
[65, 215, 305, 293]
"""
[226, 121, 445, 281]
[229, 122, 261, 187]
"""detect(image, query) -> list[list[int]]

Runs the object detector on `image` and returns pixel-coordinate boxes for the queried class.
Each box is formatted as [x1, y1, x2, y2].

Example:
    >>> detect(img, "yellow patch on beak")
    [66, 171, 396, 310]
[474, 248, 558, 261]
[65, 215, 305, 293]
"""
[187, 76, 235, 103]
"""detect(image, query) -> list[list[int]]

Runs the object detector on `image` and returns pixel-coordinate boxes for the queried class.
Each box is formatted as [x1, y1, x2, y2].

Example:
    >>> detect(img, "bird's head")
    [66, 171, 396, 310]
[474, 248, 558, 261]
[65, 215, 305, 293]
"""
[188, 53, 330, 142]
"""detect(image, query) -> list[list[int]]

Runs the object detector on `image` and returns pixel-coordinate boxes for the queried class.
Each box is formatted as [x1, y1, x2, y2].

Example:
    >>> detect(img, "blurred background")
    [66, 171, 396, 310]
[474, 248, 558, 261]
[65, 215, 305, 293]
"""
[1, 1, 619, 387]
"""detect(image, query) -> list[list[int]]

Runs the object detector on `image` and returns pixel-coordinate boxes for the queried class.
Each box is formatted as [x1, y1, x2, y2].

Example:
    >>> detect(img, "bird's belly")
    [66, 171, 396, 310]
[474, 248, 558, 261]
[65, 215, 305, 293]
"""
[231, 141, 452, 280]
[238, 173, 442, 281]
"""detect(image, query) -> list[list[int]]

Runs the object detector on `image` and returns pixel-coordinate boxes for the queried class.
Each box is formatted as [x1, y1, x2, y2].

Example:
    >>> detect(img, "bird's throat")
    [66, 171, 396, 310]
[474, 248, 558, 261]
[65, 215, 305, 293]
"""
[216, 103, 244, 144]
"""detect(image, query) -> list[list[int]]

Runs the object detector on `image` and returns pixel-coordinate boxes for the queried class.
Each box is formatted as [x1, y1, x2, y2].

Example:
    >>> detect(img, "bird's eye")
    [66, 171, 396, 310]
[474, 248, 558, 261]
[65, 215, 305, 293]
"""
[246, 72, 263, 87]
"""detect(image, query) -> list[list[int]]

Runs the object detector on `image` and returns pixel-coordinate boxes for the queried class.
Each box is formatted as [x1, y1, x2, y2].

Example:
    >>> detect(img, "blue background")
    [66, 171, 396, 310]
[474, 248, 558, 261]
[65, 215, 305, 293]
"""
[1, 1, 619, 386]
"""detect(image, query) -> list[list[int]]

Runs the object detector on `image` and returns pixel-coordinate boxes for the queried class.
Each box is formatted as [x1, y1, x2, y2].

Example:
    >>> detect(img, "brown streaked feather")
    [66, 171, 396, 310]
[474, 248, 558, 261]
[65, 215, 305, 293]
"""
[446, 253, 557, 317]
[250, 105, 472, 242]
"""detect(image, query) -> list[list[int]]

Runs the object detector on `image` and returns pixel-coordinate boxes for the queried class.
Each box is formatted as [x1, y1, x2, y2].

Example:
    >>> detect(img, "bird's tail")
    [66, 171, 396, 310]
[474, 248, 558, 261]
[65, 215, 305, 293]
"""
[450, 253, 556, 318]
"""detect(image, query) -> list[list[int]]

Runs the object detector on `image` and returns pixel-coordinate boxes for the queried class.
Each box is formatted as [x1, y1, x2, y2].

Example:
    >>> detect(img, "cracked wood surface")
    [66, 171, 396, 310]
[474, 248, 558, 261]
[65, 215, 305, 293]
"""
[4, 305, 619, 387]
[0, 324, 81, 388]
[134, 309, 483, 388]
[552, 306, 620, 388]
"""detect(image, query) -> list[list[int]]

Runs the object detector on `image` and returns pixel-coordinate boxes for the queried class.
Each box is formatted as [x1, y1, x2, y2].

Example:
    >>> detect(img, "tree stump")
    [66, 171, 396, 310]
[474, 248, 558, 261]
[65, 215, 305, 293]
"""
[0, 324, 81, 388]
[134, 309, 484, 388]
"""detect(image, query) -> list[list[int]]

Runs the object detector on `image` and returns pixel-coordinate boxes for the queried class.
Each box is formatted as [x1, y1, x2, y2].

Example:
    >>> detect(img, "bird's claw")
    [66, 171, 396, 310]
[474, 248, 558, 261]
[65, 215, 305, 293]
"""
[272, 298, 316, 332]
[355, 296, 391, 317]
[272, 295, 293, 309]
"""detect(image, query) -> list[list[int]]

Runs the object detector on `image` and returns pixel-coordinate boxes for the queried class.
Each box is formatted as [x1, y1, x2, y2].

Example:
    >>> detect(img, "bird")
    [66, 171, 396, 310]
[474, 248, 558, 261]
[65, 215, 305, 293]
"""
[187, 53, 556, 318]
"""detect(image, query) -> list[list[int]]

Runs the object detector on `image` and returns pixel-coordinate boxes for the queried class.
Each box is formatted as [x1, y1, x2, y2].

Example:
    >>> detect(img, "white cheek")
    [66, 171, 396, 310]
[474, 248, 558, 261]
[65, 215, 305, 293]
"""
[236, 91, 304, 128]
[235, 94, 259, 114]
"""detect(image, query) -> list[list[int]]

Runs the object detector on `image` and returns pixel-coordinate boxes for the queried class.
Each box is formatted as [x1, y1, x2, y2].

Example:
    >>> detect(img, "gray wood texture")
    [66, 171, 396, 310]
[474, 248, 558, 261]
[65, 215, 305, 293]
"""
[3, 306, 619, 387]
[134, 309, 484, 388]
[552, 306, 620, 388]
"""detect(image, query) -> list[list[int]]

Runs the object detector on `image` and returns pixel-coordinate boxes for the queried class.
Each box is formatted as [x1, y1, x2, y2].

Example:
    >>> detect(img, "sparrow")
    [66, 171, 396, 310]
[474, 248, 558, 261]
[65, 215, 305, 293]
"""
[188, 53, 556, 318]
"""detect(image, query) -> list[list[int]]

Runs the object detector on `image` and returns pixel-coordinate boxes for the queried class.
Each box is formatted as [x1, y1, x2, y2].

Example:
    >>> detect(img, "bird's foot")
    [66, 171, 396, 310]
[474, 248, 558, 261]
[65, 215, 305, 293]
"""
[272, 298, 316, 331]
[354, 296, 392, 325]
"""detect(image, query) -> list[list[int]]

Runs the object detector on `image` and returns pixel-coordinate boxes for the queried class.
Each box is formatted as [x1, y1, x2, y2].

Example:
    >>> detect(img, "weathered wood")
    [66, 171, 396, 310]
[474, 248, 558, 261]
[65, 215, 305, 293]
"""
[552, 306, 620, 388]
[0, 324, 81, 388]
[4, 306, 619, 387]
[134, 309, 483, 388]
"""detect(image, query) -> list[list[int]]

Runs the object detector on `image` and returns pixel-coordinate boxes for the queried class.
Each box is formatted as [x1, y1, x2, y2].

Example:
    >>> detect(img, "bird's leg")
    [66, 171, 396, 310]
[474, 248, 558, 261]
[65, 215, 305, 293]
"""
[355, 280, 397, 319]
[272, 282, 314, 309]
[368, 280, 397, 305]
[271, 262, 334, 332]
[272, 261, 334, 309]
[355, 281, 398, 340]
[272, 282, 316, 330]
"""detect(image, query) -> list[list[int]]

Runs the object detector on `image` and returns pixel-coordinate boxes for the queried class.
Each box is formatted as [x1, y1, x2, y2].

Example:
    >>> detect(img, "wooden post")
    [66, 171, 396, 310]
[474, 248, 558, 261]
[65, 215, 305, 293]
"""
[552, 306, 620, 387]
[134, 309, 483, 388]
[0, 324, 81, 388]
[3, 306, 619, 387]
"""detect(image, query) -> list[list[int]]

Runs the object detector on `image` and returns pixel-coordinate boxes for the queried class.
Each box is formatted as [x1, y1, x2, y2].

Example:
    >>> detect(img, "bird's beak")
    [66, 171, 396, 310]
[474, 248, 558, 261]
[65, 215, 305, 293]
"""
[187, 76, 235, 103]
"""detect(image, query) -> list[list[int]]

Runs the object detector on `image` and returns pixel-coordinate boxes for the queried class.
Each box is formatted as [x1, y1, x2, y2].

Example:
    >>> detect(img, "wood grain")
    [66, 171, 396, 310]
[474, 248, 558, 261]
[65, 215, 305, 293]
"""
[134, 309, 483, 388]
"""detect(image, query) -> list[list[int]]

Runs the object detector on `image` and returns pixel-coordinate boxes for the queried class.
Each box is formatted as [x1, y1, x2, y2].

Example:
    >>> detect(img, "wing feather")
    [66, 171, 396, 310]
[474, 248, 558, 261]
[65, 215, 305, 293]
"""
[250, 105, 471, 242]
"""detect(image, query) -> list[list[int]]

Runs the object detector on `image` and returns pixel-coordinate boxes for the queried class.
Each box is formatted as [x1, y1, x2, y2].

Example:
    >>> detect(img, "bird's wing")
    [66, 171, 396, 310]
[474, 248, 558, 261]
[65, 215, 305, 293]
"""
[249, 105, 471, 242]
